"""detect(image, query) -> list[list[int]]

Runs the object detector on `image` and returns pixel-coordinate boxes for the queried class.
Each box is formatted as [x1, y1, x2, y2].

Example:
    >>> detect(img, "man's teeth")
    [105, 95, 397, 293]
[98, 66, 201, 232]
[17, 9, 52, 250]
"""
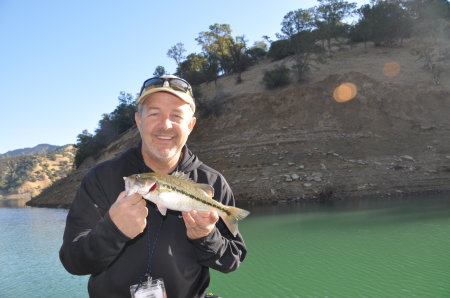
[158, 136, 172, 140]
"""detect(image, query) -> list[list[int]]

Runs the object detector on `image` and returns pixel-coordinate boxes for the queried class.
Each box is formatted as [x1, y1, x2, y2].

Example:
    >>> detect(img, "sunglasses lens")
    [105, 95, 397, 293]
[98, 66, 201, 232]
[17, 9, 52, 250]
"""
[143, 78, 165, 89]
[139, 77, 193, 97]
[169, 79, 193, 97]
[168, 78, 189, 92]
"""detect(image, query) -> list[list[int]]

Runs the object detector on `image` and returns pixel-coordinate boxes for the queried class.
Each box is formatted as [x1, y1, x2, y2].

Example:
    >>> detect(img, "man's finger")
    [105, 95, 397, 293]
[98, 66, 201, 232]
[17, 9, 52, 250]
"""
[126, 193, 143, 205]
[115, 191, 128, 202]
[182, 211, 195, 225]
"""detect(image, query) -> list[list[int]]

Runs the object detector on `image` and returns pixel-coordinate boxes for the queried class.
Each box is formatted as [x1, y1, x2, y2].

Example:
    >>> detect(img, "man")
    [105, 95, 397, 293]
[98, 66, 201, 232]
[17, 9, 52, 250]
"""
[60, 75, 247, 297]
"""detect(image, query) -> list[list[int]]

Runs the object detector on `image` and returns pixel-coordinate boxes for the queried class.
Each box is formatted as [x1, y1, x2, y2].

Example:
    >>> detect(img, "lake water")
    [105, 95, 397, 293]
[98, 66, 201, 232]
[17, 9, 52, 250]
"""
[1, 194, 449, 297]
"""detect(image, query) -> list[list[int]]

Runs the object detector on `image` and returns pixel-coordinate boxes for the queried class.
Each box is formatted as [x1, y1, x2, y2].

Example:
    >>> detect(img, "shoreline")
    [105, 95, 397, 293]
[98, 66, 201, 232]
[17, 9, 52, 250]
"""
[23, 188, 450, 210]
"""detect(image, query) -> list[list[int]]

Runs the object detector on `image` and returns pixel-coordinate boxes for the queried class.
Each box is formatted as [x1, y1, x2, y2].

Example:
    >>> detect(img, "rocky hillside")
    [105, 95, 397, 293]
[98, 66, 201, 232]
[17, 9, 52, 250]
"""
[0, 145, 76, 201]
[0, 144, 61, 157]
[28, 40, 450, 208]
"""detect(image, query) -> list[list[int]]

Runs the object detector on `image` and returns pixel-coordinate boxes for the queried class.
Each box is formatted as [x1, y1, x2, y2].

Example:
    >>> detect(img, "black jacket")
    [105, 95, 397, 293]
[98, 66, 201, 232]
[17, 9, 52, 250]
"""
[60, 145, 247, 298]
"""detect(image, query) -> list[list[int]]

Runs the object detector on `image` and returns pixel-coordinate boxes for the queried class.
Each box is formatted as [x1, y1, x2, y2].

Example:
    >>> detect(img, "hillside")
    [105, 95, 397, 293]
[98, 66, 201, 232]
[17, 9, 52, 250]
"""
[0, 144, 61, 157]
[27, 40, 450, 208]
[0, 145, 76, 203]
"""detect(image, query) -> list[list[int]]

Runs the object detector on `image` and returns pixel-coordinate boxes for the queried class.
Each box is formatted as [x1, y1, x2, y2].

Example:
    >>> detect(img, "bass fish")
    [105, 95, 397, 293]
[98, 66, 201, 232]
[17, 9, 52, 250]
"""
[123, 171, 250, 237]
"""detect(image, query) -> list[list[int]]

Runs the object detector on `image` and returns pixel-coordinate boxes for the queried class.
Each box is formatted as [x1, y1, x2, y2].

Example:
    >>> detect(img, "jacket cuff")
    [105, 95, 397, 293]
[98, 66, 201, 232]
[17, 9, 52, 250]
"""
[188, 227, 222, 254]
[101, 211, 132, 243]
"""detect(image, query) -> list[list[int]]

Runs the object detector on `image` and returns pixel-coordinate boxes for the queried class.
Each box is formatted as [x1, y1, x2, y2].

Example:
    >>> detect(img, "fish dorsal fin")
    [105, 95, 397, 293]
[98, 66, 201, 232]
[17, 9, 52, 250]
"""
[171, 171, 193, 182]
[196, 183, 215, 198]
[171, 171, 214, 197]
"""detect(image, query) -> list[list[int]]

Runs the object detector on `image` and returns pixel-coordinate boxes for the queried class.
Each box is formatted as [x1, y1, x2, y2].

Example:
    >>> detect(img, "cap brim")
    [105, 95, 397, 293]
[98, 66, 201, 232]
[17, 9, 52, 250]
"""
[135, 87, 195, 112]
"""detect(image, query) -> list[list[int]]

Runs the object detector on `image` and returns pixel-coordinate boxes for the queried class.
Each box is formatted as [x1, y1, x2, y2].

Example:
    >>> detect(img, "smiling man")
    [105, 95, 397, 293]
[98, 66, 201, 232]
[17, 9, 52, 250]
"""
[59, 75, 247, 298]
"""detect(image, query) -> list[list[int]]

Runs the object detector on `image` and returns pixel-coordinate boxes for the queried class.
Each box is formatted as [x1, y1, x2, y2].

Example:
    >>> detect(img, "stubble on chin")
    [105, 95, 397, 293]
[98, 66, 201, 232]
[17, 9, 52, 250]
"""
[148, 146, 178, 161]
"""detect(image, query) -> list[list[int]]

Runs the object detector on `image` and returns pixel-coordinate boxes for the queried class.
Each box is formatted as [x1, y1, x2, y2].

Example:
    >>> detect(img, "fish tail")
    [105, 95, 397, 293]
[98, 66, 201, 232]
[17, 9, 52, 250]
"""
[221, 206, 250, 237]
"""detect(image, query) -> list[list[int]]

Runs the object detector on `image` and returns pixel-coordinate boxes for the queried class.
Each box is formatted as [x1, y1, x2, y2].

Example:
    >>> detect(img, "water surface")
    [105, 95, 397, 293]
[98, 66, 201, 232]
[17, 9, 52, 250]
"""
[1, 195, 449, 297]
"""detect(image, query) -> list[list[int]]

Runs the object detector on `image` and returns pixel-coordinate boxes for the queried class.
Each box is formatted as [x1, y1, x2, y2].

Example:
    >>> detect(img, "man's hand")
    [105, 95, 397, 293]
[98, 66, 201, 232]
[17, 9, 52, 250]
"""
[109, 191, 148, 239]
[182, 210, 219, 239]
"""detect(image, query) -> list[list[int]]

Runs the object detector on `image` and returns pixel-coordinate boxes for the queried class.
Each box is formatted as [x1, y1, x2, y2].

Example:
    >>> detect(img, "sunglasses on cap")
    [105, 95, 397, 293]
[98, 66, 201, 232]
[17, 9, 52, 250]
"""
[139, 77, 193, 97]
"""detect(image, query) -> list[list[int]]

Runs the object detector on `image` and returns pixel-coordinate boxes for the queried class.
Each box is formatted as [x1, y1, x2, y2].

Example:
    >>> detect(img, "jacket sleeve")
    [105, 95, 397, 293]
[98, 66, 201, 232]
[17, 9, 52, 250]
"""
[59, 170, 130, 275]
[188, 176, 247, 273]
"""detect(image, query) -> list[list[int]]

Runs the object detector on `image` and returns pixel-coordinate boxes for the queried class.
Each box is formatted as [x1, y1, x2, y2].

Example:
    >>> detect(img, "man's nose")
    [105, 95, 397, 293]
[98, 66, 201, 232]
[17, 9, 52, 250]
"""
[160, 116, 173, 129]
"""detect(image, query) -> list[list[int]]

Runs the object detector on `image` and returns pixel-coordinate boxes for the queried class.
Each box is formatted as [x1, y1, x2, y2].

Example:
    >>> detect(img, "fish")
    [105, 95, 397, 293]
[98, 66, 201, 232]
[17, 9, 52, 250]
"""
[123, 171, 250, 237]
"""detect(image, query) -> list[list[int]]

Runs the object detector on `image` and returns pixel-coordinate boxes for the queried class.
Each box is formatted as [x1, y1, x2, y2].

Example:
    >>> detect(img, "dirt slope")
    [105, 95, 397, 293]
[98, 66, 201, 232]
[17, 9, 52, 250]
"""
[28, 40, 450, 207]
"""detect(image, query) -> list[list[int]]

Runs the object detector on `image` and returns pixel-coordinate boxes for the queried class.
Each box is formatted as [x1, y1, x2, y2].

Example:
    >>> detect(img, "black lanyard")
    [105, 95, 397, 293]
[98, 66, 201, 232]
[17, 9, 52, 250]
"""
[137, 153, 182, 284]
[145, 202, 164, 276]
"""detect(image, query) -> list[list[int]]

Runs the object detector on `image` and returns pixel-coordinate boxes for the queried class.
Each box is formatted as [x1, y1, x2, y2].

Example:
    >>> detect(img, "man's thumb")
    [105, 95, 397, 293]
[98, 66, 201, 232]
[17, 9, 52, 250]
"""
[116, 191, 128, 202]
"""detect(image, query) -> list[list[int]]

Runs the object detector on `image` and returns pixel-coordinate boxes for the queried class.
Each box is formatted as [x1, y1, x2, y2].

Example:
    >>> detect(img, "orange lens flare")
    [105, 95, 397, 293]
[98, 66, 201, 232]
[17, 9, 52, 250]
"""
[383, 61, 401, 77]
[333, 82, 357, 103]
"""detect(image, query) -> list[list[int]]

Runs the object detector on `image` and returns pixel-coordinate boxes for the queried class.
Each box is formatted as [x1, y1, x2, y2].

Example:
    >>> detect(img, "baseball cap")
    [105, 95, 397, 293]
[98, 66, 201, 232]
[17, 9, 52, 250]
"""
[135, 75, 196, 113]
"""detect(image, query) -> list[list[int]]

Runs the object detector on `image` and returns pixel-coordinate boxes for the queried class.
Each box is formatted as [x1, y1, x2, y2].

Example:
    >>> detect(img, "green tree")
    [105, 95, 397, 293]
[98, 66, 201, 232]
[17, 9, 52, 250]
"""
[176, 53, 209, 85]
[74, 92, 136, 168]
[280, 8, 315, 39]
[279, 8, 324, 81]
[268, 39, 294, 60]
[314, 0, 357, 55]
[246, 41, 267, 63]
[228, 35, 252, 83]
[196, 23, 240, 75]
[353, 1, 412, 47]
[74, 130, 97, 168]
[153, 66, 166, 76]
[167, 42, 186, 69]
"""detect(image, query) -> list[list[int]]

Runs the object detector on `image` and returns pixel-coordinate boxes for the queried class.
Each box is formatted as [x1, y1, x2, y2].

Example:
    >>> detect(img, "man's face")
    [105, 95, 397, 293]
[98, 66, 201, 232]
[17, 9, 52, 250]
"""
[135, 91, 196, 163]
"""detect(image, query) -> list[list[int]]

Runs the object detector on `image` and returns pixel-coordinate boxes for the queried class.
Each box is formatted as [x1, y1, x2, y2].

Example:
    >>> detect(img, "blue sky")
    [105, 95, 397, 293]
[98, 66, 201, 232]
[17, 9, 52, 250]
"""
[0, 0, 369, 154]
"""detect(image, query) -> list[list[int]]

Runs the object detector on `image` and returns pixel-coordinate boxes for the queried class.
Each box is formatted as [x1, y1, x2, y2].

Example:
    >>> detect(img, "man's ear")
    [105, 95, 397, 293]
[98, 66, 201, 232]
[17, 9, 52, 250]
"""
[135, 112, 141, 131]
[188, 116, 196, 133]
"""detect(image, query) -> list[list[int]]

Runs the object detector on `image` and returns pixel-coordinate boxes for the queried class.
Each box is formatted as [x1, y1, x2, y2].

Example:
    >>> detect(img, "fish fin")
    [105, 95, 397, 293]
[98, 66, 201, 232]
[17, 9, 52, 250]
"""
[171, 171, 193, 181]
[157, 204, 167, 216]
[221, 206, 250, 237]
[196, 183, 215, 197]
[171, 171, 214, 197]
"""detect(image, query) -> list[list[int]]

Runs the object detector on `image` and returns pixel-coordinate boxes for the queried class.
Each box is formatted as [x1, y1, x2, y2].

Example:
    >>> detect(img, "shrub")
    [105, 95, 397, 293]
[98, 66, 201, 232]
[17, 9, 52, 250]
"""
[262, 65, 290, 89]
[267, 39, 293, 60]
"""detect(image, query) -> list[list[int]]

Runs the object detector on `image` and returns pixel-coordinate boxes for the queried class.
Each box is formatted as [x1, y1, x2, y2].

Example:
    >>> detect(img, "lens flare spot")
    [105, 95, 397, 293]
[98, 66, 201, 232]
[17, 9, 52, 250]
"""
[333, 82, 357, 103]
[383, 61, 401, 77]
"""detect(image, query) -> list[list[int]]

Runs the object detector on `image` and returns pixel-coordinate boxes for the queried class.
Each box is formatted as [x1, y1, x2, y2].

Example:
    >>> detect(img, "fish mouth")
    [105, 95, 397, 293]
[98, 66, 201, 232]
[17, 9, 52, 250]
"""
[146, 183, 157, 194]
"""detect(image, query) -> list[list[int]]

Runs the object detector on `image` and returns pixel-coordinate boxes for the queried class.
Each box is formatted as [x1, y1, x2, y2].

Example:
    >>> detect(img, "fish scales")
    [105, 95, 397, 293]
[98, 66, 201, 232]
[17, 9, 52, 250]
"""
[158, 180, 230, 215]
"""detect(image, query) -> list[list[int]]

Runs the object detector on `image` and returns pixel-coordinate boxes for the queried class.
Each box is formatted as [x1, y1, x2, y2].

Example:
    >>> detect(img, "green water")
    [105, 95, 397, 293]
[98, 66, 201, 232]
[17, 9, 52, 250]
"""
[1, 195, 449, 297]
[210, 196, 450, 297]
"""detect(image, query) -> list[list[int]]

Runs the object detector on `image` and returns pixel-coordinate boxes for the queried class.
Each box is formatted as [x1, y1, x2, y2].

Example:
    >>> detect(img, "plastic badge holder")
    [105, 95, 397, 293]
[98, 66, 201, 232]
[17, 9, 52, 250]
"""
[130, 277, 167, 298]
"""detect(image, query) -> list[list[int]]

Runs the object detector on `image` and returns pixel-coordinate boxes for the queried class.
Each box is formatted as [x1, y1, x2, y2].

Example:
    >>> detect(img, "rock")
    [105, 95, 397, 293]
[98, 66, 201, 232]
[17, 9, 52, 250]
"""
[248, 178, 256, 182]
[446, 156, 450, 160]
[272, 163, 279, 166]
[288, 162, 295, 166]
[304, 183, 312, 187]
[291, 174, 300, 180]
[400, 155, 414, 161]
[298, 165, 305, 169]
